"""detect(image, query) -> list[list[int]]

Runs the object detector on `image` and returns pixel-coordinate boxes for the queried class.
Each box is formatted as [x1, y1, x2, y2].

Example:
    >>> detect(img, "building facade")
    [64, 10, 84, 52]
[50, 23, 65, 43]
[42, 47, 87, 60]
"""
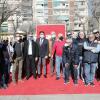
[33, 0, 88, 32]
[0, 0, 89, 33]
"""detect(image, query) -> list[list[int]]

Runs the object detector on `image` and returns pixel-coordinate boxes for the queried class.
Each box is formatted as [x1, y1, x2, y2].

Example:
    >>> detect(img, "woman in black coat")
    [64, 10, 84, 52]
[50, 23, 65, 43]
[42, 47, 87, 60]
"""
[76, 31, 86, 81]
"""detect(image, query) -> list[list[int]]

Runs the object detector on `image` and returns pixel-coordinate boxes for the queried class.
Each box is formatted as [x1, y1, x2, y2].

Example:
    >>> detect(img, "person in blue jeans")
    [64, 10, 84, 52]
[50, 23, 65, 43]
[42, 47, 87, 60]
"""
[52, 33, 65, 80]
[83, 33, 100, 86]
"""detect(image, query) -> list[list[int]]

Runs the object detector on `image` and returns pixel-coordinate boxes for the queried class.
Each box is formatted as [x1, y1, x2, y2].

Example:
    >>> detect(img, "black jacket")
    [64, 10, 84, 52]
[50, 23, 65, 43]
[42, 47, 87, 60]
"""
[83, 40, 99, 63]
[62, 44, 79, 66]
[36, 38, 49, 58]
[2, 44, 9, 59]
[0, 43, 4, 64]
[0, 43, 3, 72]
[13, 42, 23, 59]
[76, 38, 86, 56]
[23, 40, 38, 58]
[99, 52, 100, 63]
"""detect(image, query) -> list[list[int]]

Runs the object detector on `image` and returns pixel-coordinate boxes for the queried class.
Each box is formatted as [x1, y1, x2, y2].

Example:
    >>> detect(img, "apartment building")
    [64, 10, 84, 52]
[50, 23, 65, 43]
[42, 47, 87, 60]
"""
[33, 0, 88, 32]
[0, 0, 89, 33]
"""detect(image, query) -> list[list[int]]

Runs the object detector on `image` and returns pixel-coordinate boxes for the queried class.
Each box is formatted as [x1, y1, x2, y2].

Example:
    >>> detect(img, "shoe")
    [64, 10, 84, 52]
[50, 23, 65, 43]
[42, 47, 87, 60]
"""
[74, 80, 78, 85]
[0, 84, 3, 89]
[97, 79, 100, 81]
[26, 76, 30, 80]
[66, 80, 70, 83]
[56, 77, 60, 80]
[38, 74, 41, 78]
[3, 84, 8, 89]
[90, 82, 95, 86]
[34, 76, 37, 79]
[64, 80, 70, 85]
[44, 75, 47, 78]
[85, 82, 89, 86]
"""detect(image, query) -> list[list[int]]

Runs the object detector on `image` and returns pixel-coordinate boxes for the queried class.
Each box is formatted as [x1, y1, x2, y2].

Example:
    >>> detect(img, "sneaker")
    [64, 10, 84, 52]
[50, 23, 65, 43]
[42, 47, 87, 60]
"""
[74, 80, 78, 85]
[38, 74, 41, 78]
[97, 79, 100, 81]
[90, 82, 95, 86]
[85, 82, 89, 86]
[44, 75, 47, 78]
[3, 84, 8, 89]
[0, 84, 3, 89]
[56, 77, 60, 80]
[64, 80, 70, 85]
[26, 76, 30, 80]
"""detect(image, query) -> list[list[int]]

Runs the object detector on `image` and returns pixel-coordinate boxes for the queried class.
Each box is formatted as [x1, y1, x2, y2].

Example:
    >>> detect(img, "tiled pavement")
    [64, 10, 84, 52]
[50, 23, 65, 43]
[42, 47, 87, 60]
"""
[0, 94, 100, 100]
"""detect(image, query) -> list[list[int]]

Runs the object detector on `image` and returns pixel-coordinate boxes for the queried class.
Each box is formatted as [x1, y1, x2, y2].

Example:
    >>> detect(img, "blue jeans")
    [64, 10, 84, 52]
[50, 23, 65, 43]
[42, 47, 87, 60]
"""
[77, 57, 84, 80]
[56, 55, 63, 78]
[84, 63, 97, 84]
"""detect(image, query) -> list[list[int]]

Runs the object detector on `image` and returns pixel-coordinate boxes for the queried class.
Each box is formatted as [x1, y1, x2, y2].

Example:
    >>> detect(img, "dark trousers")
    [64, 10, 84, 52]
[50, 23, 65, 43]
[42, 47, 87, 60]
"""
[26, 55, 37, 78]
[64, 63, 78, 82]
[96, 65, 100, 80]
[0, 59, 9, 85]
[96, 54, 100, 80]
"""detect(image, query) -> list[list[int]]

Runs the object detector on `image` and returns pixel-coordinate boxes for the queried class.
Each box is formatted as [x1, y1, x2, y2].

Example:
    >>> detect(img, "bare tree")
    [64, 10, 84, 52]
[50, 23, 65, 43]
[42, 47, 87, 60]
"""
[88, 0, 100, 23]
[88, 0, 100, 31]
[0, 0, 21, 30]
[75, 5, 88, 33]
[75, 0, 100, 32]
[10, 14, 23, 37]
[20, 21, 35, 34]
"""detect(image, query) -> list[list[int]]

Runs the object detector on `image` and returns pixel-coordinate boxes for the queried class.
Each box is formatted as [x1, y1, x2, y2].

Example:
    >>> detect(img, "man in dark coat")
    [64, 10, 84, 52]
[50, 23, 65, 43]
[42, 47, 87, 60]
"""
[93, 30, 100, 81]
[36, 31, 49, 78]
[0, 40, 10, 89]
[23, 34, 38, 80]
[0, 41, 3, 88]
[62, 38, 79, 85]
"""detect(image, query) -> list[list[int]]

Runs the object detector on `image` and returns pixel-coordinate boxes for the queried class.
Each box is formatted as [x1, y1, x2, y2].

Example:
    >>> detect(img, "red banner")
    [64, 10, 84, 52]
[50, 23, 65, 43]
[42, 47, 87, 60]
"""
[36, 24, 66, 38]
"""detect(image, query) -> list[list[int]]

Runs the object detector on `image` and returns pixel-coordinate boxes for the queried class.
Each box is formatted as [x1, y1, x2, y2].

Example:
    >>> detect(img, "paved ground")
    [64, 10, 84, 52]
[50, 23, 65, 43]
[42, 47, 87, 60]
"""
[0, 94, 100, 100]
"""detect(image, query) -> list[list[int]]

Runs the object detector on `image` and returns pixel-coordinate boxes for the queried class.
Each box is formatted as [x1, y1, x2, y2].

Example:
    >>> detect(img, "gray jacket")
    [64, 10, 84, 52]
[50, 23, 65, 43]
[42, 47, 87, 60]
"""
[83, 40, 100, 63]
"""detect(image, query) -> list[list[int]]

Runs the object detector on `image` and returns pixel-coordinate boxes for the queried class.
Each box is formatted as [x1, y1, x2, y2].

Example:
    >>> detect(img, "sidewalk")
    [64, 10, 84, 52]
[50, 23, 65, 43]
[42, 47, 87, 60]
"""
[0, 94, 100, 100]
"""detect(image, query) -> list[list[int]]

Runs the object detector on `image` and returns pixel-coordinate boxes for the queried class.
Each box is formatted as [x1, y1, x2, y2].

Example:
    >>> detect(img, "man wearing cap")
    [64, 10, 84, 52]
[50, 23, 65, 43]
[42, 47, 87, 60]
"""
[12, 36, 24, 84]
[83, 33, 100, 86]
[93, 30, 100, 81]
[52, 33, 65, 80]
[93, 30, 100, 42]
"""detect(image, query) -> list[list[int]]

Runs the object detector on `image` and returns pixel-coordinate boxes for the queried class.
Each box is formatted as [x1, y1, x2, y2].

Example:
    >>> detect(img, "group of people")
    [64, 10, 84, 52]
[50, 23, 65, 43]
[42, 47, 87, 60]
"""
[0, 30, 100, 89]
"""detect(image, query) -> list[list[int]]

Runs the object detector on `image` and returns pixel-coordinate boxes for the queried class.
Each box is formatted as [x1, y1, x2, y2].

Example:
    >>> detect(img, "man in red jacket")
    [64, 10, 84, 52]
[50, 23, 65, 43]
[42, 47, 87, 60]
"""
[52, 33, 65, 80]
